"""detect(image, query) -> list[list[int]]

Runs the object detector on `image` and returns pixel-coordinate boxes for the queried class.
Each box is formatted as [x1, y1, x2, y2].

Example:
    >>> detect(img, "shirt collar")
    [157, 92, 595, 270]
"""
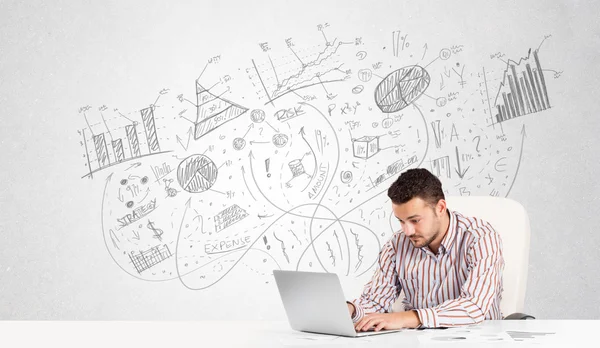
[438, 209, 457, 254]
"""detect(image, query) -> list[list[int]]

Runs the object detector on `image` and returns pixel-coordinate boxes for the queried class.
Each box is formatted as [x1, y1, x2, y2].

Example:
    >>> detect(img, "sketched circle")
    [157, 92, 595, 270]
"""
[357, 69, 373, 82]
[439, 48, 451, 60]
[176, 154, 218, 193]
[340, 171, 353, 184]
[272, 134, 289, 148]
[126, 201, 134, 208]
[250, 109, 265, 123]
[352, 85, 364, 94]
[436, 97, 447, 107]
[232, 137, 246, 151]
[382, 118, 394, 128]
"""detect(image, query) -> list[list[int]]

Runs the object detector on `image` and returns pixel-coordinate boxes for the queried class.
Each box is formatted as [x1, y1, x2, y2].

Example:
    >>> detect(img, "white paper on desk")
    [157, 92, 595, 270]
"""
[418, 327, 513, 344]
[280, 331, 374, 346]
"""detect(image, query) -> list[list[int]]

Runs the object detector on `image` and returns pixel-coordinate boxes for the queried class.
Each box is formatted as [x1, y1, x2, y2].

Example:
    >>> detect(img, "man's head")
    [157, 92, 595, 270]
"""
[387, 168, 448, 249]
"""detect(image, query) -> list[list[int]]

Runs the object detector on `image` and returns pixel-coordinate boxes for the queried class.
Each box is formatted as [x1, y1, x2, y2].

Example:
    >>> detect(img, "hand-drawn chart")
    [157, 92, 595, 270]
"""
[76, 25, 562, 290]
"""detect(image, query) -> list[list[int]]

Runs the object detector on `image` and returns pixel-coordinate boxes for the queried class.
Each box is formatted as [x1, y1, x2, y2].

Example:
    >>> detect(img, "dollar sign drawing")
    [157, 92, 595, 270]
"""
[147, 220, 164, 242]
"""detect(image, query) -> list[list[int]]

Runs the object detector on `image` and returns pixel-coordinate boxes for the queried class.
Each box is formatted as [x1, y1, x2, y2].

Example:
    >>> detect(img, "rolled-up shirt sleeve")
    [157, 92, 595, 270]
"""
[415, 228, 504, 328]
[350, 238, 401, 323]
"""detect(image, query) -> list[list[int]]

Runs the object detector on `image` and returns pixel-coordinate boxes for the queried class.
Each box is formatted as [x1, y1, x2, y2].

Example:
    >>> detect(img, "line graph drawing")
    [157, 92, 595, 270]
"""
[248, 34, 353, 105]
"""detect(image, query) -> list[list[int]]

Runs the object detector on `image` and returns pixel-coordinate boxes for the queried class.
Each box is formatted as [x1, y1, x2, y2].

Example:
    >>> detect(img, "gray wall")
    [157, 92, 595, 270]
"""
[1, 0, 599, 320]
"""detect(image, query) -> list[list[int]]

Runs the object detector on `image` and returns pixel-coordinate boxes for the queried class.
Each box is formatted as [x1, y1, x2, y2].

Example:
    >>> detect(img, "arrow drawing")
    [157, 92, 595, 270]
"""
[176, 127, 193, 151]
[454, 146, 470, 179]
[241, 166, 257, 201]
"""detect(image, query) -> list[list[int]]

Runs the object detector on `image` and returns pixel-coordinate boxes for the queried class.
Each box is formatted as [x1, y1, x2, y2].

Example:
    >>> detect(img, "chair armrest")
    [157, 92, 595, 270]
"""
[504, 312, 536, 320]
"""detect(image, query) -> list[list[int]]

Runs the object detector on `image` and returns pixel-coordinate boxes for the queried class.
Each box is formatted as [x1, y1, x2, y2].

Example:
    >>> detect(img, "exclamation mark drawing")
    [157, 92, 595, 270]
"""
[263, 236, 270, 250]
[265, 158, 271, 178]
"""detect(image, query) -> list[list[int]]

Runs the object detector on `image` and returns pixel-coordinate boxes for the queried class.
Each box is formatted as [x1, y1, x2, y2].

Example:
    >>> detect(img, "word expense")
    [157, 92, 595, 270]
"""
[205, 236, 252, 255]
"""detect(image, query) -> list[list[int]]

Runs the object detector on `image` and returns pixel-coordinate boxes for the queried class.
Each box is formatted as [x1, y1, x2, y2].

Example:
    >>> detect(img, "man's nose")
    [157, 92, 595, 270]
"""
[403, 224, 415, 236]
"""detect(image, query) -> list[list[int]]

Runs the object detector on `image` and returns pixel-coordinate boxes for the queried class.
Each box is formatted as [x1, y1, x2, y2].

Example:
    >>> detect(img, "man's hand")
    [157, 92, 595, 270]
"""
[354, 310, 421, 332]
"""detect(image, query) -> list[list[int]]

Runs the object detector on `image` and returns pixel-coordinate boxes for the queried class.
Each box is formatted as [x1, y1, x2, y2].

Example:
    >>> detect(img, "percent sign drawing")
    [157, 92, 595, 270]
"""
[392, 31, 410, 57]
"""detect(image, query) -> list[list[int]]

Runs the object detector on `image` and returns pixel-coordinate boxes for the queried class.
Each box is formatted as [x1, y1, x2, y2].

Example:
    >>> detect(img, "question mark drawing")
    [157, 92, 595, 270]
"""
[473, 136, 481, 152]
[259, 127, 264, 136]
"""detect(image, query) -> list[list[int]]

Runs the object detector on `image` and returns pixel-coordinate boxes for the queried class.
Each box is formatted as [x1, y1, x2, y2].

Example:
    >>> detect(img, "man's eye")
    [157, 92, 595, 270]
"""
[411, 220, 420, 224]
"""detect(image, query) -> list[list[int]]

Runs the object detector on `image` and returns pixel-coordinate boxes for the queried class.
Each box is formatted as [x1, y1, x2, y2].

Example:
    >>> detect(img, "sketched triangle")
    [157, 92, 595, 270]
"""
[194, 81, 249, 139]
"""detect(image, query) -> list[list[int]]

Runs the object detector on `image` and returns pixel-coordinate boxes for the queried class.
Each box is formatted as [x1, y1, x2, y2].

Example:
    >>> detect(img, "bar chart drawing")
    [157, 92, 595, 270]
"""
[431, 156, 451, 179]
[491, 49, 551, 124]
[140, 107, 161, 153]
[129, 244, 172, 274]
[81, 105, 168, 179]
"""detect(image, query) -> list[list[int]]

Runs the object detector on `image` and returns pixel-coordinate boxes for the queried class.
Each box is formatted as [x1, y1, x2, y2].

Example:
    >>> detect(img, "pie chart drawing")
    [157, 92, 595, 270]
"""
[374, 65, 430, 113]
[177, 154, 218, 193]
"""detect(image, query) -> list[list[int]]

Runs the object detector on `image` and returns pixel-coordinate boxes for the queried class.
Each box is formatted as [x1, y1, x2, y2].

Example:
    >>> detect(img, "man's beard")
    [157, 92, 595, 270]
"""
[411, 217, 440, 248]
[410, 232, 438, 248]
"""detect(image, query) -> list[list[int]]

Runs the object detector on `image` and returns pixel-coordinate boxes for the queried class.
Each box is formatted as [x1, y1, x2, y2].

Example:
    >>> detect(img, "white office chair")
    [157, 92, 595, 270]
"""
[392, 196, 533, 319]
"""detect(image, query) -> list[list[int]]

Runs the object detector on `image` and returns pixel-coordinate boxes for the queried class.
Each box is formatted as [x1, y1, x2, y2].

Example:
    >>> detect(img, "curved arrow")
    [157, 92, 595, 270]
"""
[241, 165, 257, 201]
[505, 125, 526, 197]
[299, 126, 319, 192]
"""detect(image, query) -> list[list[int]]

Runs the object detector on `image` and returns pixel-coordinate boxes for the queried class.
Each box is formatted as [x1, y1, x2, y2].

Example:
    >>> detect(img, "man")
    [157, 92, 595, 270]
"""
[347, 168, 504, 331]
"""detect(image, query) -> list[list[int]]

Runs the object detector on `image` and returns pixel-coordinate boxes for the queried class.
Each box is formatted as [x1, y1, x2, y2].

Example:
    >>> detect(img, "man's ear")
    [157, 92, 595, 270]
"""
[436, 199, 447, 215]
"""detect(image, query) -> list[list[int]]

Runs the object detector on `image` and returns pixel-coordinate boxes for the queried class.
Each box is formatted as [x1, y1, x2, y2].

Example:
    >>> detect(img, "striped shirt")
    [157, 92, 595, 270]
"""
[351, 209, 504, 328]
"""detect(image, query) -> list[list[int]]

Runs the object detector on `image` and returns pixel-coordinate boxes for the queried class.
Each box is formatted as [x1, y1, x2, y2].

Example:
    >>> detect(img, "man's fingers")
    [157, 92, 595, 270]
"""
[357, 317, 380, 332]
[355, 317, 372, 332]
[364, 318, 383, 332]
[355, 319, 367, 332]
[374, 320, 386, 332]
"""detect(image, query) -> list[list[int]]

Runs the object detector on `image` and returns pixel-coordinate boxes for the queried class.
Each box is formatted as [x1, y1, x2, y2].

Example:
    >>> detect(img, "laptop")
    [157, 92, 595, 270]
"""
[273, 270, 403, 337]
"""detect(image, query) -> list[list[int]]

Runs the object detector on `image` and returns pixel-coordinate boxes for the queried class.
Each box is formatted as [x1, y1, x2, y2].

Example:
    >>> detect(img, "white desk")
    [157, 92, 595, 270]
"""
[0, 320, 595, 347]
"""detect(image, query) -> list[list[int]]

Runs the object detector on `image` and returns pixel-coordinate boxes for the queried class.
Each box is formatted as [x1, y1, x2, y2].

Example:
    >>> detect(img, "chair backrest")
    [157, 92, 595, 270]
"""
[391, 196, 531, 316]
[445, 196, 531, 316]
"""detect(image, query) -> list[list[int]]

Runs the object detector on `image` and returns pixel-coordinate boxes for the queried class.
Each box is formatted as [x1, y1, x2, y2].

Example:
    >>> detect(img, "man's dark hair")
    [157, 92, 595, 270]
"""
[387, 168, 445, 206]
